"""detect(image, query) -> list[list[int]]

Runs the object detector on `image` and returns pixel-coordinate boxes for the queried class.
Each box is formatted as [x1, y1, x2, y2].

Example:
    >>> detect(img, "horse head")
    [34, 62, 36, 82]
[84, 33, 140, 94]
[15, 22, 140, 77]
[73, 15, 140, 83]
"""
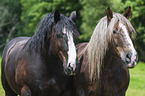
[49, 10, 79, 75]
[107, 7, 138, 68]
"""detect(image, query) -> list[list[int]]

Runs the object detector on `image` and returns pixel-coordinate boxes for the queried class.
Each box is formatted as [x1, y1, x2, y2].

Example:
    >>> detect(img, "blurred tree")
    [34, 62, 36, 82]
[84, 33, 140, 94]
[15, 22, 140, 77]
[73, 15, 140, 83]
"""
[0, 0, 21, 50]
[111, 0, 125, 12]
[20, 0, 82, 37]
[79, 0, 111, 41]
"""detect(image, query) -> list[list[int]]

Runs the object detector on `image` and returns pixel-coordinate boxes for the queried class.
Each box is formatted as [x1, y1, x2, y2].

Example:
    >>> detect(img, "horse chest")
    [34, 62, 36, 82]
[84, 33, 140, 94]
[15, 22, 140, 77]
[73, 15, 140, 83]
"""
[15, 62, 64, 95]
[35, 78, 62, 95]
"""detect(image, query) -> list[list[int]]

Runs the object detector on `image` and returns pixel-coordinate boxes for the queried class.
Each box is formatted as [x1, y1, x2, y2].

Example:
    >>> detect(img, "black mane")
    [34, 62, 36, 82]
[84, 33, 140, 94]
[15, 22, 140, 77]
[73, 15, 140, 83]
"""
[25, 12, 78, 53]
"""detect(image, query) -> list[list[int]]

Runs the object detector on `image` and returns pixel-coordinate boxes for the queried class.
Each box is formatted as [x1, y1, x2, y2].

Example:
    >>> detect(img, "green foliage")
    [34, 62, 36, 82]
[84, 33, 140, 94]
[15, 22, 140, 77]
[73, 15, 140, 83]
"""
[20, 0, 82, 36]
[0, 57, 4, 96]
[0, 0, 21, 50]
[111, 0, 124, 12]
[21, 0, 51, 36]
[79, 0, 111, 41]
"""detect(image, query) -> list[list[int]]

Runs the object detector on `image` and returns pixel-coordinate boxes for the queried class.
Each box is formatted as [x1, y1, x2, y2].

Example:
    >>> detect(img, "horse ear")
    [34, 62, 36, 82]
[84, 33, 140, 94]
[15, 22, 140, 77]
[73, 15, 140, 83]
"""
[123, 6, 131, 19]
[54, 10, 60, 23]
[107, 7, 113, 22]
[70, 11, 77, 21]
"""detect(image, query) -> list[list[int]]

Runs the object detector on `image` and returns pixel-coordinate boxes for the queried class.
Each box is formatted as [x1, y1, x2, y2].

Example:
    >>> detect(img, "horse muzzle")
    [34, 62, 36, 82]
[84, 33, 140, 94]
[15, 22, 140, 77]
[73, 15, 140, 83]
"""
[125, 53, 138, 68]
[64, 59, 79, 76]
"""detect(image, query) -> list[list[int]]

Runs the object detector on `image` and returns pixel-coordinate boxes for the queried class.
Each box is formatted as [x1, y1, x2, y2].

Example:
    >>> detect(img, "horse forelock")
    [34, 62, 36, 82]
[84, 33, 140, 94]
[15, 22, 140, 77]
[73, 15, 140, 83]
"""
[84, 12, 134, 82]
[54, 16, 79, 38]
[114, 13, 136, 34]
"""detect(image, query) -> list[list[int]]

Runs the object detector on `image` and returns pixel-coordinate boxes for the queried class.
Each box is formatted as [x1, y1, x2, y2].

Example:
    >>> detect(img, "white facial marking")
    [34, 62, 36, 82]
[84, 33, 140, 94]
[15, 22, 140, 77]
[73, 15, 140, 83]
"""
[63, 28, 77, 70]
[63, 28, 67, 34]
[119, 23, 137, 64]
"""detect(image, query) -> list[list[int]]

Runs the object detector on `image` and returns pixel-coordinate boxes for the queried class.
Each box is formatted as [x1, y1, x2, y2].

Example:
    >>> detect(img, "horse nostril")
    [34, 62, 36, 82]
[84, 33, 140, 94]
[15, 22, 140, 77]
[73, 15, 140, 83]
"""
[68, 63, 73, 71]
[126, 58, 130, 63]
[126, 53, 131, 63]
[126, 53, 131, 58]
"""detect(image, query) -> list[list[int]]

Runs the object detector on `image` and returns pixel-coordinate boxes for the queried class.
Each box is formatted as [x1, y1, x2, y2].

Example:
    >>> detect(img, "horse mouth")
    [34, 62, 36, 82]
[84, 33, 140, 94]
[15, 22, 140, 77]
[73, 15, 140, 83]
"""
[63, 57, 79, 76]
[123, 53, 138, 68]
[124, 61, 137, 68]
[127, 61, 137, 68]
[64, 68, 76, 76]
[64, 62, 78, 76]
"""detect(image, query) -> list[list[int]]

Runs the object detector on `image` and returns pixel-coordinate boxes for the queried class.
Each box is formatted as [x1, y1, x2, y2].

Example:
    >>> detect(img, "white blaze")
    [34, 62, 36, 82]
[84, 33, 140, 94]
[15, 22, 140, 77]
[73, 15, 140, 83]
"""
[63, 28, 77, 70]
[119, 23, 137, 62]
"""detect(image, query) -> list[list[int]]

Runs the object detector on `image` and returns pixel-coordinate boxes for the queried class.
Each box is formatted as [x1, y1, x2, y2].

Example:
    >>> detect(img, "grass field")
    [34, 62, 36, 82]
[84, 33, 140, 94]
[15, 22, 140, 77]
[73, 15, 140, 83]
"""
[126, 62, 145, 96]
[0, 57, 4, 95]
[0, 57, 144, 96]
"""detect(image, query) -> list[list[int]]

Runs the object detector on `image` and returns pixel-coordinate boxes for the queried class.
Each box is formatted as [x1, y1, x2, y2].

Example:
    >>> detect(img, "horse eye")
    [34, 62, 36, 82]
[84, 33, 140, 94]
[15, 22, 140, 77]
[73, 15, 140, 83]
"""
[113, 30, 117, 34]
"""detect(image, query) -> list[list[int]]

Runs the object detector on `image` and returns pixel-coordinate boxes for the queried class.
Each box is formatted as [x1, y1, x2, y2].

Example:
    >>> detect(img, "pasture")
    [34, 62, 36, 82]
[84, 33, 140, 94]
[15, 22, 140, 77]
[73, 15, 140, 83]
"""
[126, 62, 145, 96]
[0, 56, 145, 96]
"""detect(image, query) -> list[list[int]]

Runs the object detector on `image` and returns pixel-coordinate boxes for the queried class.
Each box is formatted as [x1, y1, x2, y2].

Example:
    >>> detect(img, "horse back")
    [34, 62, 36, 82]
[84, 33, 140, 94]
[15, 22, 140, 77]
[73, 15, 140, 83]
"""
[1, 37, 30, 69]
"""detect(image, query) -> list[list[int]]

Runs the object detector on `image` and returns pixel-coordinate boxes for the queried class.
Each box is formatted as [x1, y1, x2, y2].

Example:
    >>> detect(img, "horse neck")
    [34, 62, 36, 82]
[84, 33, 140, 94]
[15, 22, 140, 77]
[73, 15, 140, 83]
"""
[103, 44, 122, 70]
[25, 34, 49, 54]
[41, 45, 63, 74]
[103, 50, 114, 69]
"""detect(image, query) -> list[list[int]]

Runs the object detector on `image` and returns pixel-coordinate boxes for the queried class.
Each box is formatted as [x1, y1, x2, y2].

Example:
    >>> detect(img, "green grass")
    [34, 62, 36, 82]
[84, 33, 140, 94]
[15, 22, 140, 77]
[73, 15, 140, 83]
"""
[0, 57, 144, 96]
[126, 62, 145, 96]
[0, 57, 4, 96]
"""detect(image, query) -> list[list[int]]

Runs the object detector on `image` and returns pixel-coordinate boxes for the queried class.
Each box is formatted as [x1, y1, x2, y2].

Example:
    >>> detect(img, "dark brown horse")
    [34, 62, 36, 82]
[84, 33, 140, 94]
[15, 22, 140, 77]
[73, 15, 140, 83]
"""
[1, 10, 79, 96]
[74, 7, 138, 96]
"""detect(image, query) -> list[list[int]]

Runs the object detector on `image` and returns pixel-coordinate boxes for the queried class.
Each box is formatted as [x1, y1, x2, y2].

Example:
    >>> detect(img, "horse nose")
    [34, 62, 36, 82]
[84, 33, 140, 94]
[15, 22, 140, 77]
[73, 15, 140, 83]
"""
[126, 53, 138, 63]
[67, 62, 77, 75]
[67, 62, 76, 71]
[126, 52, 138, 68]
[125, 53, 132, 64]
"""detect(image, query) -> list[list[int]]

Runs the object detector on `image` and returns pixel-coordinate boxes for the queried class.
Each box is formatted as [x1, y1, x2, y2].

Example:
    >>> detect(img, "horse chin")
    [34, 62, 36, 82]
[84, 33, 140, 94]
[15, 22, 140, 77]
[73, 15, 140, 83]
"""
[124, 61, 137, 68]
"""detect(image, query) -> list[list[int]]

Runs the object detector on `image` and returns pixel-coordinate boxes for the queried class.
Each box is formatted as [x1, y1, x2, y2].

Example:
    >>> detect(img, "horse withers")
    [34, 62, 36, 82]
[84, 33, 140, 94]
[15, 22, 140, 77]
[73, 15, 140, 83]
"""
[1, 10, 79, 96]
[74, 7, 138, 96]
